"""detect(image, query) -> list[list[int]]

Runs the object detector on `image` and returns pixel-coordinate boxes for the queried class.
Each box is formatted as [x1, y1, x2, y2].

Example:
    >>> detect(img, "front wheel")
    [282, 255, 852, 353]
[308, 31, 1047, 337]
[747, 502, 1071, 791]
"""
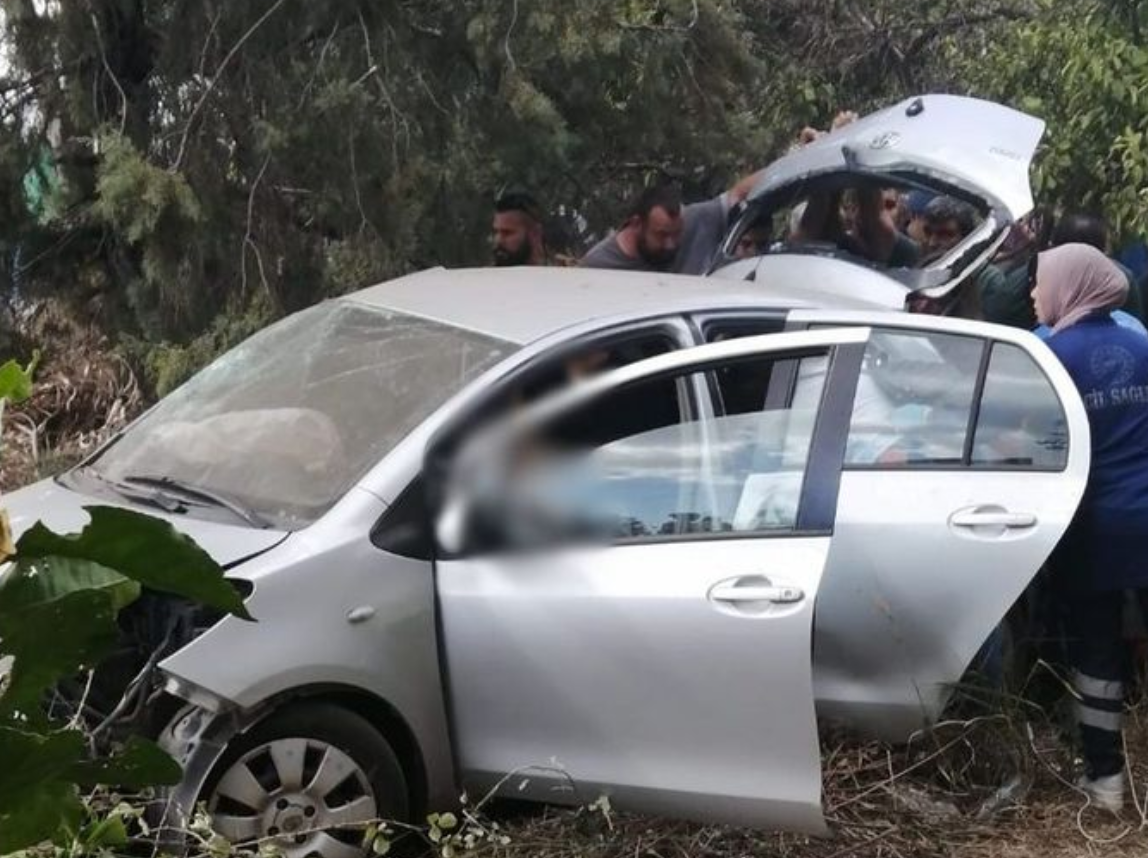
[202, 701, 409, 858]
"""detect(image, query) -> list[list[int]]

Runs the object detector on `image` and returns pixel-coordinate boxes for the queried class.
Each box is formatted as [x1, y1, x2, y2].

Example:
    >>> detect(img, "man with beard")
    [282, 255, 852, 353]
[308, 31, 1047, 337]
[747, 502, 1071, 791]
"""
[581, 174, 760, 274]
[492, 191, 547, 267]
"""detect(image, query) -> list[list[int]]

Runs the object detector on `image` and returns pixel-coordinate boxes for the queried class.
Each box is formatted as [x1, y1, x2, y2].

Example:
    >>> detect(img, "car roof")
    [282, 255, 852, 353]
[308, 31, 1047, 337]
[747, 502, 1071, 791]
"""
[345, 263, 898, 345]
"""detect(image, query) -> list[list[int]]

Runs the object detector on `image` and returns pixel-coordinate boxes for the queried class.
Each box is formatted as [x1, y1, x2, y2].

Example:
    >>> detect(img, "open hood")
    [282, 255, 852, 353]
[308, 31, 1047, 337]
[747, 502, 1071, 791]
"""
[716, 95, 1046, 301]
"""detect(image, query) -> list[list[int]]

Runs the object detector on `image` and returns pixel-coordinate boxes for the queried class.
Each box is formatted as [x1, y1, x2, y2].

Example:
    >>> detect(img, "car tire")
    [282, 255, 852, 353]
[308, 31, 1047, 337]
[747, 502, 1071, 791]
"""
[201, 701, 409, 857]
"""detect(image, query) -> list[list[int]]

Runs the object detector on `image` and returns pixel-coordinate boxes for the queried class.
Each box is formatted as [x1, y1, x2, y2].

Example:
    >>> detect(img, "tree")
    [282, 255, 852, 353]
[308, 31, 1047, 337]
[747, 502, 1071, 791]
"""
[947, 0, 1148, 241]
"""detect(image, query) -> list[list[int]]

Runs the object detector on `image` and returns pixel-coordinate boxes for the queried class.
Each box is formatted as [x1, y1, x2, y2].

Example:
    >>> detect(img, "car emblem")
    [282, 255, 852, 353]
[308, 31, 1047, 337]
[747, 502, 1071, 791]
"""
[870, 131, 901, 150]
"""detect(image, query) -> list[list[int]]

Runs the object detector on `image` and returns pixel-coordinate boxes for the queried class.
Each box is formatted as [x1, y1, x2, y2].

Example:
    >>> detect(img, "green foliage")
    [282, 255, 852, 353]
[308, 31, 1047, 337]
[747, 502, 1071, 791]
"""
[92, 135, 203, 246]
[0, 355, 37, 406]
[950, 1, 1148, 239]
[122, 295, 276, 396]
[15, 506, 252, 620]
[0, 504, 252, 852]
[0, 0, 1144, 376]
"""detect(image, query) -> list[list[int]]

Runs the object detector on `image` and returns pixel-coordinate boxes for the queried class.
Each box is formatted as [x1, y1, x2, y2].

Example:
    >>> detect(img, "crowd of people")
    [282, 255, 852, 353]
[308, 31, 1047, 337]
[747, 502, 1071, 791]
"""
[487, 117, 1148, 814]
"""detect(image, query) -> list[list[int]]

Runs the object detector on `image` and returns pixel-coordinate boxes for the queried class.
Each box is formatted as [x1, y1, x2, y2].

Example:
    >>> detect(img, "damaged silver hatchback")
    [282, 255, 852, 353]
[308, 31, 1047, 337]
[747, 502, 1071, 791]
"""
[2, 96, 1088, 849]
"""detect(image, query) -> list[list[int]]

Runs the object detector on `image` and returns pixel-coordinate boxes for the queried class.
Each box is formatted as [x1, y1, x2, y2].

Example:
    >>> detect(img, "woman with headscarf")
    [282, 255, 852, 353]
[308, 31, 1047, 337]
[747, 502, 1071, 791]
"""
[1032, 242, 1148, 812]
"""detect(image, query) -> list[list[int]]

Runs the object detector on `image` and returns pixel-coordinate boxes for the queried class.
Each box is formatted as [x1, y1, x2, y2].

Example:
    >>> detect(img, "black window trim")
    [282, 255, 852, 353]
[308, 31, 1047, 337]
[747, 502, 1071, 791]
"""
[797, 322, 1072, 475]
[372, 316, 698, 560]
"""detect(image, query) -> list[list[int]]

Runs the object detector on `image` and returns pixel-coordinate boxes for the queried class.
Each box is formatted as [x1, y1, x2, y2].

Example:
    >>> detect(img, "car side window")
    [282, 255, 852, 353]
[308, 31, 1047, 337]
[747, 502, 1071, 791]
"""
[497, 353, 829, 543]
[844, 330, 983, 466]
[972, 343, 1069, 469]
[702, 318, 788, 415]
[839, 329, 1069, 472]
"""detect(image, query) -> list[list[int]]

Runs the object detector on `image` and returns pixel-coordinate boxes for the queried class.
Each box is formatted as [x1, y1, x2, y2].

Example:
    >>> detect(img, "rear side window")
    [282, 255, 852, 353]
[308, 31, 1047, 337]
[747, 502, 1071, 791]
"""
[972, 343, 1069, 468]
[844, 330, 982, 466]
[843, 330, 1068, 471]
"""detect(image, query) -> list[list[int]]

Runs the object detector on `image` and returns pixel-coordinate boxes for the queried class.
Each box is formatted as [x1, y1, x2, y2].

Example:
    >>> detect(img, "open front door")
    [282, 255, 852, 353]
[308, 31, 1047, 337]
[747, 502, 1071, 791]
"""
[431, 327, 872, 832]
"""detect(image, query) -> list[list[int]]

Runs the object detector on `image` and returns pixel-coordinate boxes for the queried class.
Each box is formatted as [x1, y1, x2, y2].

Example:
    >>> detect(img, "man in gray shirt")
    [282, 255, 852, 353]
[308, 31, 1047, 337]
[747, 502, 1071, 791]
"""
[580, 172, 763, 275]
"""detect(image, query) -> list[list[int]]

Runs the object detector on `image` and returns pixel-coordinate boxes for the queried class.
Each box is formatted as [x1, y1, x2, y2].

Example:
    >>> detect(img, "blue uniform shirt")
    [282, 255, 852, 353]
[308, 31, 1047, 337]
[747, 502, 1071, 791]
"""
[1046, 314, 1148, 589]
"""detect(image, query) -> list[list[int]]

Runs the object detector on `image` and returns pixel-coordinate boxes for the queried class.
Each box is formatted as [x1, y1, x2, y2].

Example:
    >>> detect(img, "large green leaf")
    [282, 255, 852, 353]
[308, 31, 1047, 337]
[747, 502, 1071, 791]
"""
[0, 779, 84, 852]
[0, 587, 121, 718]
[0, 727, 85, 852]
[16, 505, 253, 620]
[0, 726, 85, 804]
[71, 735, 183, 789]
[0, 554, 141, 615]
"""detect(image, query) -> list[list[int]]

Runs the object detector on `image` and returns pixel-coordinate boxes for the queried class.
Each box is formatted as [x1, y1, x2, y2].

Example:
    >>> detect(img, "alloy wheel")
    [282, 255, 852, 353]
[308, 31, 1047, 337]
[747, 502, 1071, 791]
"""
[207, 737, 378, 858]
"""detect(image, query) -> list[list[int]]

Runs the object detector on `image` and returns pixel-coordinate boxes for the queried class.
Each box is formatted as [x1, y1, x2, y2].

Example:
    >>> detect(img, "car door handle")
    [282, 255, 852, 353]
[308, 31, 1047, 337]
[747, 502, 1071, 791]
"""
[950, 510, 1037, 529]
[709, 581, 805, 604]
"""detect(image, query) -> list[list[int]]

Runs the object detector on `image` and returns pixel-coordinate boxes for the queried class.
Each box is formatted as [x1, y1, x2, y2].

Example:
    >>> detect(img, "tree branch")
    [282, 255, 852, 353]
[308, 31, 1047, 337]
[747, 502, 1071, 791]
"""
[170, 0, 292, 172]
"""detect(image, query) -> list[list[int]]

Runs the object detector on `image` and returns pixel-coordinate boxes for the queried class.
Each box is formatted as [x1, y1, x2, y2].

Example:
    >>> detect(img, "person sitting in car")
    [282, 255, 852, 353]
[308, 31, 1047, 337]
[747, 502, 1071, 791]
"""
[919, 196, 977, 263]
[793, 184, 919, 268]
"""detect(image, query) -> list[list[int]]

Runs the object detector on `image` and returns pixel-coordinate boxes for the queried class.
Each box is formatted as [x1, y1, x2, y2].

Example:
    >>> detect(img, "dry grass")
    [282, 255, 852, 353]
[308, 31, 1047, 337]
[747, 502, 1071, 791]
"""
[451, 700, 1148, 858]
[0, 323, 143, 491]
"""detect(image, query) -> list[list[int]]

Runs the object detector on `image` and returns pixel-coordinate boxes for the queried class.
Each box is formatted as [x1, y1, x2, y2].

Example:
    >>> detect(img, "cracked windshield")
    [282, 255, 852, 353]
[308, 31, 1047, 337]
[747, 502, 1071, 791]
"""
[88, 302, 512, 529]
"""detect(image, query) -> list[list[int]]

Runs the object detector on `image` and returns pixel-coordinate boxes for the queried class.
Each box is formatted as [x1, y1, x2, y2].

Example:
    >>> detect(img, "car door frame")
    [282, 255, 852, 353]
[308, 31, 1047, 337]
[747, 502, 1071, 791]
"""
[425, 326, 873, 832]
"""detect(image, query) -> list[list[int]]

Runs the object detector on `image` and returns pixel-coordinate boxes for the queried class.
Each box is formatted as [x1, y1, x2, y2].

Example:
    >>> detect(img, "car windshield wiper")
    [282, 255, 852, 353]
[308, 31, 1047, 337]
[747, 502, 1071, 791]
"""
[122, 475, 273, 529]
[74, 466, 190, 515]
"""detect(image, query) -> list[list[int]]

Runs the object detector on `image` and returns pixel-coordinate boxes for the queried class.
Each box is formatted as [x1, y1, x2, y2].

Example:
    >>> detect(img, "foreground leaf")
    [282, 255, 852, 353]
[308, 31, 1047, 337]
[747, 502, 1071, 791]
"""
[0, 727, 85, 851]
[16, 505, 252, 620]
[0, 554, 141, 615]
[0, 587, 120, 718]
[71, 735, 183, 788]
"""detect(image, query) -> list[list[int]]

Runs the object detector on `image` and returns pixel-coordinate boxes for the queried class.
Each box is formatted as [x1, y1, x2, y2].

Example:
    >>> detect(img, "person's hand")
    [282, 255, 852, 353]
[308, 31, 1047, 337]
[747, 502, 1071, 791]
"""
[831, 110, 859, 131]
[798, 126, 823, 146]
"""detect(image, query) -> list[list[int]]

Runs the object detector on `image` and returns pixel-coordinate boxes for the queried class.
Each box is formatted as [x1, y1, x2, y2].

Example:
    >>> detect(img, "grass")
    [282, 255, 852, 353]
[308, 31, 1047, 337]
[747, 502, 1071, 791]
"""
[440, 689, 1148, 858]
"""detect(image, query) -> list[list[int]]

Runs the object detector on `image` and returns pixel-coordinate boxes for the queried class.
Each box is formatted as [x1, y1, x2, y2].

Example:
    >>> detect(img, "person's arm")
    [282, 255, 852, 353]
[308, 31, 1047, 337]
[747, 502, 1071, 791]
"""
[727, 168, 765, 207]
[853, 185, 898, 263]
[794, 192, 837, 243]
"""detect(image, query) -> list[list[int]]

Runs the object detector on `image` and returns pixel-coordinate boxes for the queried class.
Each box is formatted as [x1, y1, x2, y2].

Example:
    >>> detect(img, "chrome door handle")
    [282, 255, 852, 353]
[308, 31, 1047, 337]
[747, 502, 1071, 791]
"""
[950, 510, 1037, 529]
[709, 582, 805, 604]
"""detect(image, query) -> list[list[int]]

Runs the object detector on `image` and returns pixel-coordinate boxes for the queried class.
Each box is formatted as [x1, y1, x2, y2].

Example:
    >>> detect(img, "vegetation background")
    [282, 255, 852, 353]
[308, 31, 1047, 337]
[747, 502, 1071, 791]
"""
[0, 0, 1145, 409]
[2, 2, 1148, 855]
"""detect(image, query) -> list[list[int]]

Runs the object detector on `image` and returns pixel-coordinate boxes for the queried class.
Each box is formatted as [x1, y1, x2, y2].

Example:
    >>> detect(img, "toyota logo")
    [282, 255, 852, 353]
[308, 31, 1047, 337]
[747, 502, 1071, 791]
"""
[870, 131, 901, 150]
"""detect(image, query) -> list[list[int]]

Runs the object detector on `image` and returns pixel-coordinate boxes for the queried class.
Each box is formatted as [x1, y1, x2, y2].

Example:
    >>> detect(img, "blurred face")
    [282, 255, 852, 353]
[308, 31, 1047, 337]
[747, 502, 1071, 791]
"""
[565, 349, 611, 383]
[636, 206, 684, 269]
[884, 190, 906, 228]
[923, 217, 964, 256]
[492, 211, 536, 266]
[906, 214, 928, 244]
[734, 226, 769, 260]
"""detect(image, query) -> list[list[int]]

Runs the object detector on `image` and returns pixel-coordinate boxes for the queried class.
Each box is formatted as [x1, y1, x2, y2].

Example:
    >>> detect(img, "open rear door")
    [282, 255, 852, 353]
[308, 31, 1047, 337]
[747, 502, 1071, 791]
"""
[788, 311, 1089, 739]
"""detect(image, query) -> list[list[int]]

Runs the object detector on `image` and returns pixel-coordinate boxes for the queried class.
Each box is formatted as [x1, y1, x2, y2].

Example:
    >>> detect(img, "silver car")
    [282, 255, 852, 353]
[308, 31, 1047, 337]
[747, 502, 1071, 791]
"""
[3, 96, 1082, 847]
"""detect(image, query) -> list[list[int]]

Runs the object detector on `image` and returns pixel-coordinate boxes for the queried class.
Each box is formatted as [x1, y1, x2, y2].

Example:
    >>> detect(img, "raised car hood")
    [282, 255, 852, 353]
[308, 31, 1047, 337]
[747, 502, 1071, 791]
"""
[3, 478, 288, 568]
[750, 94, 1045, 221]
